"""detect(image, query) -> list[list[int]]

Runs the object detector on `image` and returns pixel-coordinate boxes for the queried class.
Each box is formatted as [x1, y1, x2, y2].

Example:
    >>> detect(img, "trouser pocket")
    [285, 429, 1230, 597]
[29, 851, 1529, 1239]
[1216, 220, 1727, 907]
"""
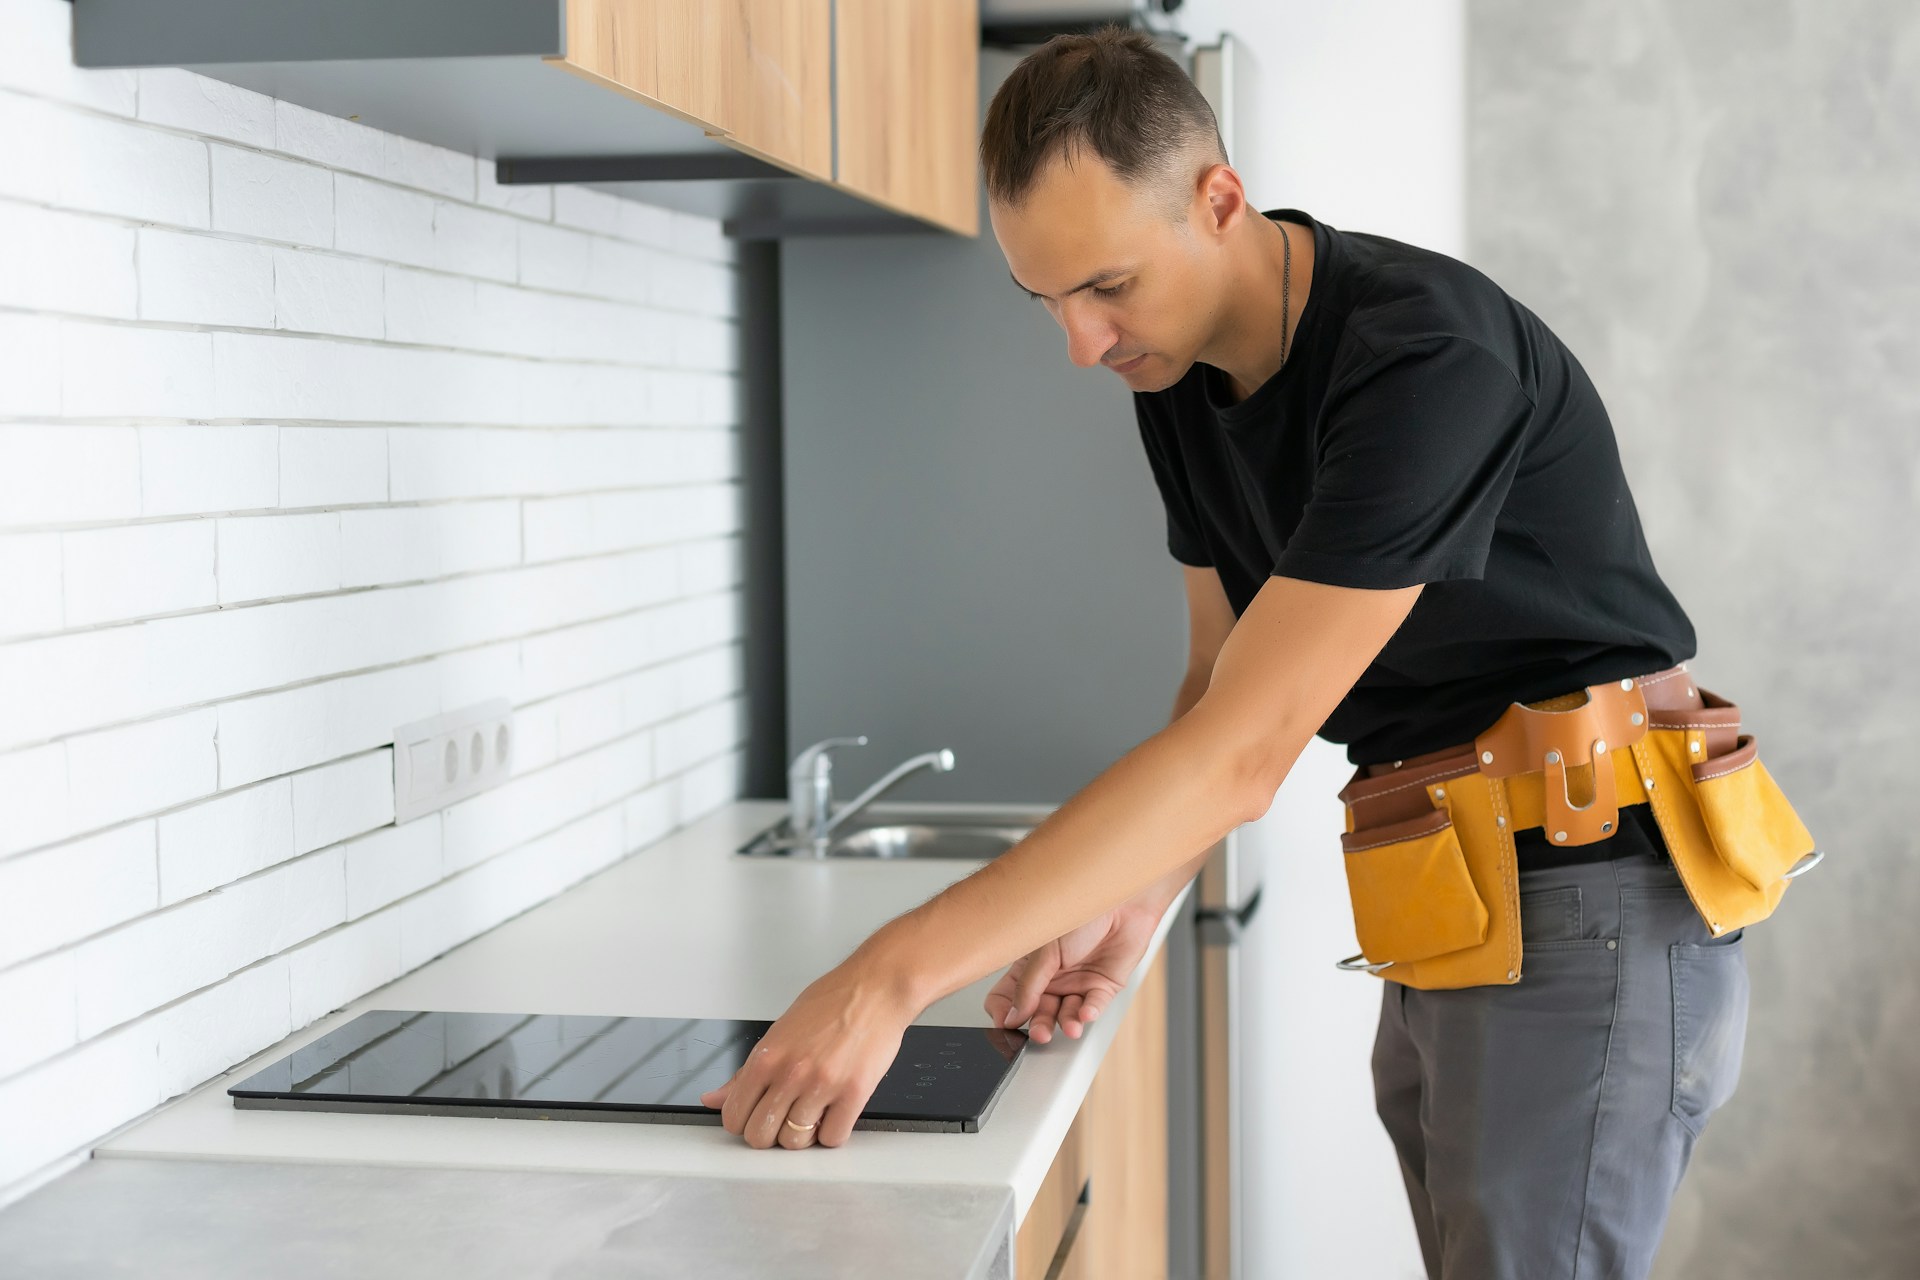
[1670, 930, 1751, 1137]
[1342, 808, 1490, 966]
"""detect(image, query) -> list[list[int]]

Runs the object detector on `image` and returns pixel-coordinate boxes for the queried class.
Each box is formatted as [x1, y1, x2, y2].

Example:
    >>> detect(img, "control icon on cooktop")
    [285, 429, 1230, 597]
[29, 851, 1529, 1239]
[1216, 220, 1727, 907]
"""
[228, 1011, 1029, 1133]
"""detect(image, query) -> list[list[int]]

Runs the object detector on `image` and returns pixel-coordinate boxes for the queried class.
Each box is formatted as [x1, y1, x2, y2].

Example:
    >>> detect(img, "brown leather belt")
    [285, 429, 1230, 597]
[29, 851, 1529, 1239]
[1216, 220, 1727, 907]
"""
[1340, 661, 1737, 851]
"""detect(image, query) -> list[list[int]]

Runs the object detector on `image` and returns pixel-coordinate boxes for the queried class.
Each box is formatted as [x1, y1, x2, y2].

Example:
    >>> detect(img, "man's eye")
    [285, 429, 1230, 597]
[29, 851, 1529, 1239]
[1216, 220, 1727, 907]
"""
[1092, 282, 1126, 298]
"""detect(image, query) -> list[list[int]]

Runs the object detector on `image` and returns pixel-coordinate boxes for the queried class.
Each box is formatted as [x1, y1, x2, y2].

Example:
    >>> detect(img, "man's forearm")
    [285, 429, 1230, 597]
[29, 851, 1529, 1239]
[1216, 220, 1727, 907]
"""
[853, 702, 1280, 1013]
[1122, 668, 1219, 918]
[853, 666, 1274, 1012]
[1129, 843, 1215, 921]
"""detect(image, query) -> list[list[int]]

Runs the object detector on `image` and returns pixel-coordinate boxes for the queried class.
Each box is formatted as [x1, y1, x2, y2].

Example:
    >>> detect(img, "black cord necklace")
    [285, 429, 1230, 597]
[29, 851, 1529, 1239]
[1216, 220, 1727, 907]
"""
[1279, 218, 1293, 370]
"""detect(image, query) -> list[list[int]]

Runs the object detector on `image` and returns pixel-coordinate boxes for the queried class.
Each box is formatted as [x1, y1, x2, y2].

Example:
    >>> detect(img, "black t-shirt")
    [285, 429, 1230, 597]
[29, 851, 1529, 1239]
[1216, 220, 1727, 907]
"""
[1134, 208, 1697, 765]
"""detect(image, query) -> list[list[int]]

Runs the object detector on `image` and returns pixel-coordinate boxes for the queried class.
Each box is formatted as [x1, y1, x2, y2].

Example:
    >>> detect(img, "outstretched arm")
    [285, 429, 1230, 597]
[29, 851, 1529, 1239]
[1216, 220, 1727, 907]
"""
[702, 572, 1423, 1148]
[862, 572, 1422, 1011]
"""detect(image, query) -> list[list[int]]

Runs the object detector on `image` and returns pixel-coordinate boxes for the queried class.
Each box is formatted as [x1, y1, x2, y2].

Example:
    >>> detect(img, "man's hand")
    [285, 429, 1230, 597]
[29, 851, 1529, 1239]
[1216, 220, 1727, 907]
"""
[984, 902, 1163, 1043]
[698, 957, 918, 1150]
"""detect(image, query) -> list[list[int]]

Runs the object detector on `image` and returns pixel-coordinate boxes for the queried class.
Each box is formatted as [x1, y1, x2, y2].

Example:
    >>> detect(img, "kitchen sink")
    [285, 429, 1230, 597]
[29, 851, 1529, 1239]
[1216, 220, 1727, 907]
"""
[736, 802, 1053, 860]
[824, 822, 1034, 860]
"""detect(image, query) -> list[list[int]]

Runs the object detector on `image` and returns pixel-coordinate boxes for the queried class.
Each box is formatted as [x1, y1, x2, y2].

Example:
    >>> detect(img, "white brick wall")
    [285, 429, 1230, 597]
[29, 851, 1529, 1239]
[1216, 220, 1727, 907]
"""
[0, 0, 748, 1206]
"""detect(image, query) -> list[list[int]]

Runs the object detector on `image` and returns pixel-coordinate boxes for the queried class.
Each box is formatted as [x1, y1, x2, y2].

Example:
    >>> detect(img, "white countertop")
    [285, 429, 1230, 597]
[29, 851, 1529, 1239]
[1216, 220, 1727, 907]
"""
[99, 800, 1189, 1231]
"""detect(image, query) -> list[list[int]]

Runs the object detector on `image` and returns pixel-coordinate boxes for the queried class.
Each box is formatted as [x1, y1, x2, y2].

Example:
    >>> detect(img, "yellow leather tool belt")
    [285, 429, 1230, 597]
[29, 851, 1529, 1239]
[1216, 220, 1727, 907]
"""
[1331, 662, 1823, 990]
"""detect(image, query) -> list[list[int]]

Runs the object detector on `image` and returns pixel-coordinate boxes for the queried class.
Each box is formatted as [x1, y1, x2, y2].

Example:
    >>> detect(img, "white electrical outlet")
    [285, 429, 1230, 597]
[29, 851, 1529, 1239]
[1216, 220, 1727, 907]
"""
[393, 698, 515, 823]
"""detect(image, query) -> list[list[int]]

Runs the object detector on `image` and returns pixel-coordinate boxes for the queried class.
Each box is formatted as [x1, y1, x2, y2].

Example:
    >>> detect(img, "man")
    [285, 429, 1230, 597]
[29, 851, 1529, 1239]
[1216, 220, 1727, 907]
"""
[702, 27, 1751, 1280]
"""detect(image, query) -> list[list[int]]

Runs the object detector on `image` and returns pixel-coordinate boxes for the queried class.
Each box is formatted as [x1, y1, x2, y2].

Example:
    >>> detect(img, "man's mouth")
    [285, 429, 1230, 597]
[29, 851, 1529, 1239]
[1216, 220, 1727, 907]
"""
[1106, 353, 1147, 373]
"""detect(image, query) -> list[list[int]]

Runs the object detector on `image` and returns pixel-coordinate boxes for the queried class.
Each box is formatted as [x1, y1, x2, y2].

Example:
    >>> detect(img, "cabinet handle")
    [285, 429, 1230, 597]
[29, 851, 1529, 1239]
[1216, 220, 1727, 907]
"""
[1196, 884, 1263, 946]
[1043, 1175, 1093, 1280]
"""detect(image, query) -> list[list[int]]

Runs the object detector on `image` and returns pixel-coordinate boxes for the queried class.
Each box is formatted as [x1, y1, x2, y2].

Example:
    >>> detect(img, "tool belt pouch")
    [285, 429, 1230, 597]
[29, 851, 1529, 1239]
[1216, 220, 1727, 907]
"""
[1333, 680, 1824, 990]
[1335, 766, 1517, 991]
[1632, 687, 1822, 936]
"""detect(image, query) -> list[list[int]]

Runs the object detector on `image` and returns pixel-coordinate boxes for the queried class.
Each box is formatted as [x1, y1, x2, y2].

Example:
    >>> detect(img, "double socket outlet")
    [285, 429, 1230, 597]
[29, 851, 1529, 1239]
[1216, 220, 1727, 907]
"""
[393, 698, 514, 823]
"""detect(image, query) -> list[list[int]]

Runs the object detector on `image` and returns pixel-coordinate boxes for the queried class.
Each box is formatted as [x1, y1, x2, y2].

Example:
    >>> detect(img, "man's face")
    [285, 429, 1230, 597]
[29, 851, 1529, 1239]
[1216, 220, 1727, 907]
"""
[990, 150, 1221, 393]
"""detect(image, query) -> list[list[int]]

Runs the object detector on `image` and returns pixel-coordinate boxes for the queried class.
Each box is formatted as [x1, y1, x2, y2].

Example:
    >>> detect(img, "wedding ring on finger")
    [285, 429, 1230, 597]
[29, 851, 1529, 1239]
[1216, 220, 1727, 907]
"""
[783, 1115, 819, 1144]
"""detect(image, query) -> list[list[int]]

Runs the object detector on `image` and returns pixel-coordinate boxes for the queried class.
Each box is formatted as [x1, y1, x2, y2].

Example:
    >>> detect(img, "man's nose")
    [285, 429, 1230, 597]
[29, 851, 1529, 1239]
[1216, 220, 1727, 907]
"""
[1059, 301, 1115, 369]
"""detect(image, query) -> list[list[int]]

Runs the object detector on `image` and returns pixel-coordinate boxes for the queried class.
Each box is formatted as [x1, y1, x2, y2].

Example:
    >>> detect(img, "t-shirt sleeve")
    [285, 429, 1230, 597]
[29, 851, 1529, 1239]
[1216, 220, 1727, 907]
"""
[1273, 335, 1534, 589]
[1133, 394, 1213, 567]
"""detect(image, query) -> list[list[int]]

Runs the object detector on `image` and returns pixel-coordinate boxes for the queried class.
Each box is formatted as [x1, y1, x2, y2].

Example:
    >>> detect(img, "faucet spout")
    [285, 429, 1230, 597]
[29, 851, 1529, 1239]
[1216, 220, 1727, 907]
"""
[819, 748, 957, 840]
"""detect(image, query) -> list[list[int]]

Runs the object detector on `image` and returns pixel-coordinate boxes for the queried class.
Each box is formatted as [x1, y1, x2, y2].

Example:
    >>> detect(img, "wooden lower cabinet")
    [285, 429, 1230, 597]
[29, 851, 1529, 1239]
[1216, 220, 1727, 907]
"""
[1013, 945, 1170, 1279]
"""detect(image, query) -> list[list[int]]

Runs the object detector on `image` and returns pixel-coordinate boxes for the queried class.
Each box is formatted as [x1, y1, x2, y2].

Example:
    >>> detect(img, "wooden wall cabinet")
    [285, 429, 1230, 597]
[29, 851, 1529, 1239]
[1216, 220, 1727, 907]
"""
[70, 0, 978, 236]
[833, 0, 980, 235]
[556, 0, 978, 234]
[555, 0, 835, 182]
[1015, 945, 1171, 1278]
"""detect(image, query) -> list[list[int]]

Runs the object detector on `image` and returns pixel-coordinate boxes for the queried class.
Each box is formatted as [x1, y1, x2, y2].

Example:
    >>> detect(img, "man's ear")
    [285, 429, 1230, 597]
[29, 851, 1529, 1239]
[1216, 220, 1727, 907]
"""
[1195, 162, 1249, 239]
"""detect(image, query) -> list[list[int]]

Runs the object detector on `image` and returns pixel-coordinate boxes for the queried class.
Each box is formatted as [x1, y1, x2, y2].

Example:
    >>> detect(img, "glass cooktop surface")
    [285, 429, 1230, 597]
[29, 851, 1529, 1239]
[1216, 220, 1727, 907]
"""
[228, 1010, 1029, 1133]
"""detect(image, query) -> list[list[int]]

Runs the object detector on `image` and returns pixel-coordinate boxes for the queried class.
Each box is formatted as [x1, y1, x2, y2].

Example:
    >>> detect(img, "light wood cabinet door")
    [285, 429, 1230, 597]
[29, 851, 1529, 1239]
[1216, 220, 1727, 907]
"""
[833, 0, 980, 234]
[554, 0, 979, 231]
[1016, 1101, 1092, 1279]
[729, 0, 833, 178]
[1014, 945, 1171, 1278]
[555, 0, 833, 180]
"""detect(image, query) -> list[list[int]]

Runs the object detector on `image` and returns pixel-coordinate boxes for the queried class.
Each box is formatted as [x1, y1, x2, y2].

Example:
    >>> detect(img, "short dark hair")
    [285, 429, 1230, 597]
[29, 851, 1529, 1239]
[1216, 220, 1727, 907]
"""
[980, 26, 1226, 209]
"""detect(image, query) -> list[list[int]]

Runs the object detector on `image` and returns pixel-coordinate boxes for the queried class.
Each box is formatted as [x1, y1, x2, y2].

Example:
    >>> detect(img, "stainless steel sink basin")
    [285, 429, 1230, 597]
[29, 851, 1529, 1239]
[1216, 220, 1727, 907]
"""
[826, 823, 1034, 860]
[736, 802, 1052, 860]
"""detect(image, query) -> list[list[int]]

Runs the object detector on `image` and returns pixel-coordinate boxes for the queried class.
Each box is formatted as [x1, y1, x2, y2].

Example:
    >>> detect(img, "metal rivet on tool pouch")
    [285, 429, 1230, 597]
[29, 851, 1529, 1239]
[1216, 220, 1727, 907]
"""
[1507, 970, 1518, 980]
[1595, 739, 1607, 753]
[1607, 940, 1618, 950]
[1481, 750, 1493, 764]
[1545, 750, 1561, 764]
[1645, 777, 1656, 789]
[1690, 742, 1700, 754]
[1554, 831, 1568, 842]
[1621, 679, 1633, 690]
[1496, 815, 1507, 828]
[1631, 712, 1644, 725]
[1601, 821, 1612, 833]
[1433, 788, 1446, 800]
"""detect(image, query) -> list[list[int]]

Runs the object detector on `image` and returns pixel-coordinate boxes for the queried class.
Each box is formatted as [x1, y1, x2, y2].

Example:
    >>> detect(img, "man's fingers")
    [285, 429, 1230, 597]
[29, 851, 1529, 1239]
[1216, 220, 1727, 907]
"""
[982, 970, 1019, 1027]
[816, 1098, 857, 1148]
[1028, 993, 1063, 1043]
[1007, 945, 1058, 1026]
[775, 1089, 831, 1150]
[721, 1070, 771, 1137]
[744, 1078, 806, 1150]
[1058, 993, 1085, 1036]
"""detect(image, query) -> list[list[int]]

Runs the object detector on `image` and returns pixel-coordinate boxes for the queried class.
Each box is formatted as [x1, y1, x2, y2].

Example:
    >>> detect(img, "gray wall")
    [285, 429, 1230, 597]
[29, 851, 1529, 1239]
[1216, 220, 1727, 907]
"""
[779, 53, 1189, 806]
[1469, 2, 1920, 1275]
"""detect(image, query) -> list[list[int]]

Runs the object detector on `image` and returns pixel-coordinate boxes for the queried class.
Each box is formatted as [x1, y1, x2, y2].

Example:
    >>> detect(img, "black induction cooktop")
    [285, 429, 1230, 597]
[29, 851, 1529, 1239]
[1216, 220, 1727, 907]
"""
[227, 1010, 1029, 1133]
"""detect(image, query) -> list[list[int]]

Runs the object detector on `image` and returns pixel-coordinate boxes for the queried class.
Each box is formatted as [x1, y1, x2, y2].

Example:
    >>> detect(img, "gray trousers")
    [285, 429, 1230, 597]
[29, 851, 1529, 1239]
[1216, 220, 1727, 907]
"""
[1370, 807, 1751, 1280]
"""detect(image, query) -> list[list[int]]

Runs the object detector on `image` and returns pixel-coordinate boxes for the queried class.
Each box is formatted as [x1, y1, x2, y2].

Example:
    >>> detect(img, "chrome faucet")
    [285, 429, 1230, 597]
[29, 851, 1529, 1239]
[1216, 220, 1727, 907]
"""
[787, 735, 868, 840]
[785, 735, 957, 853]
